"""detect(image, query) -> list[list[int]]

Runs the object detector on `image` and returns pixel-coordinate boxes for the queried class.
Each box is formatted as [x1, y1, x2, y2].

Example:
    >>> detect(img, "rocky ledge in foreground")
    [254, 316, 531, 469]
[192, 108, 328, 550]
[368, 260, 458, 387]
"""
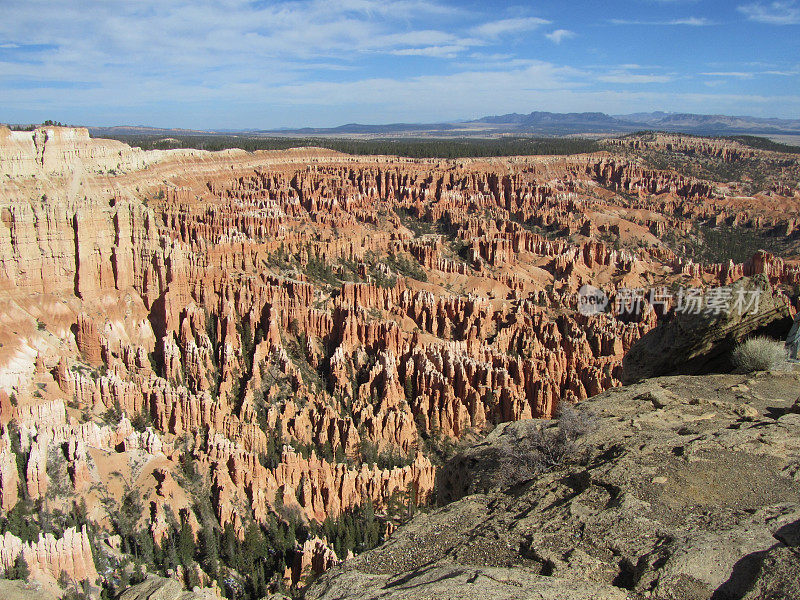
[305, 371, 800, 600]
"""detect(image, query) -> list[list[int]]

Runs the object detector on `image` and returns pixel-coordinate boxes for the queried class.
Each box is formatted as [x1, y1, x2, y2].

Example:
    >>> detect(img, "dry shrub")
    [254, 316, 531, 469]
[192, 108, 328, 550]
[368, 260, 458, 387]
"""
[731, 336, 786, 372]
[495, 404, 596, 488]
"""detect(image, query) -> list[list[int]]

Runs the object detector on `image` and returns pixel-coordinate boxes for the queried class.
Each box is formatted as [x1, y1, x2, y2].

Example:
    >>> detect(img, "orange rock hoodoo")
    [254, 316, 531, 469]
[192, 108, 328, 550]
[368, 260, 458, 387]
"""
[1, 127, 799, 588]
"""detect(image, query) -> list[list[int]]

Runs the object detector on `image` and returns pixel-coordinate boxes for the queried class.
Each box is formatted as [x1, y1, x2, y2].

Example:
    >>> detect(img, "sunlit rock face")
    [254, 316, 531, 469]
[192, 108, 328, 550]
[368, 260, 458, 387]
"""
[1, 127, 798, 590]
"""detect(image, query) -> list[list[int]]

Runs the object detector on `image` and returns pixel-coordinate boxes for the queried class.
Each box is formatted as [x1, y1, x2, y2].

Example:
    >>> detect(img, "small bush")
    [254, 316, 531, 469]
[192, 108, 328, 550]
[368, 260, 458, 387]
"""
[557, 403, 597, 440]
[130, 410, 152, 432]
[731, 336, 786, 372]
[58, 570, 72, 588]
[496, 404, 596, 487]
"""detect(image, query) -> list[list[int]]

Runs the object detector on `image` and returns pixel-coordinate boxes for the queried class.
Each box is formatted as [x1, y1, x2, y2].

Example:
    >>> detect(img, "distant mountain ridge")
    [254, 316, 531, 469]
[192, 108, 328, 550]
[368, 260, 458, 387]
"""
[86, 110, 800, 139]
[473, 111, 626, 126]
[616, 111, 800, 130]
[469, 110, 800, 134]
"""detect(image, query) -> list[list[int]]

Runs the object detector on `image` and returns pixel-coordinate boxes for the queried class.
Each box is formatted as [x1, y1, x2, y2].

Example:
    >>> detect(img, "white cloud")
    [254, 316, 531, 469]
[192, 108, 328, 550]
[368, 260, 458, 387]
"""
[391, 45, 466, 58]
[670, 17, 712, 25]
[469, 52, 515, 60]
[545, 29, 576, 43]
[610, 17, 712, 25]
[738, 1, 800, 24]
[598, 72, 675, 83]
[0, 0, 468, 66]
[701, 71, 755, 78]
[701, 69, 799, 77]
[470, 17, 550, 38]
[273, 62, 585, 107]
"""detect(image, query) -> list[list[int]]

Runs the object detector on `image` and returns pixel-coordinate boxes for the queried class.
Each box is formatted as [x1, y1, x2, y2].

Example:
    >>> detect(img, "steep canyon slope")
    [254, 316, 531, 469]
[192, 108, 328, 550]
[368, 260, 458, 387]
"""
[307, 371, 800, 600]
[0, 126, 798, 598]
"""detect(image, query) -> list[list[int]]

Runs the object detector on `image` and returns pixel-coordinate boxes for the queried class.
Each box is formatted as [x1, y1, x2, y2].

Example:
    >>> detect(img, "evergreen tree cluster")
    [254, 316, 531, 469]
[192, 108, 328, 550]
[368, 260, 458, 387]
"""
[100, 134, 602, 158]
[0, 497, 90, 542]
[3, 554, 30, 580]
[320, 502, 382, 560]
[104, 501, 301, 600]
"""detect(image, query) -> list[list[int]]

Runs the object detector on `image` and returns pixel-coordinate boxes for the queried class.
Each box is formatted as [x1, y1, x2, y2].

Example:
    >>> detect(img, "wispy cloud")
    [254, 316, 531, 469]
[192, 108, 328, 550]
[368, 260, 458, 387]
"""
[671, 17, 712, 25]
[738, 1, 800, 24]
[545, 29, 576, 43]
[701, 71, 755, 78]
[610, 17, 712, 25]
[470, 17, 551, 38]
[0, 0, 467, 65]
[390, 45, 466, 58]
[598, 71, 675, 83]
[701, 68, 799, 77]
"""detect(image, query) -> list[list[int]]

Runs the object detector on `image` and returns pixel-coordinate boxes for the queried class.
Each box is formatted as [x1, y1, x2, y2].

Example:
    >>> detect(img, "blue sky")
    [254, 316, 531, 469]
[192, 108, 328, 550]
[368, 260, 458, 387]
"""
[0, 0, 798, 128]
